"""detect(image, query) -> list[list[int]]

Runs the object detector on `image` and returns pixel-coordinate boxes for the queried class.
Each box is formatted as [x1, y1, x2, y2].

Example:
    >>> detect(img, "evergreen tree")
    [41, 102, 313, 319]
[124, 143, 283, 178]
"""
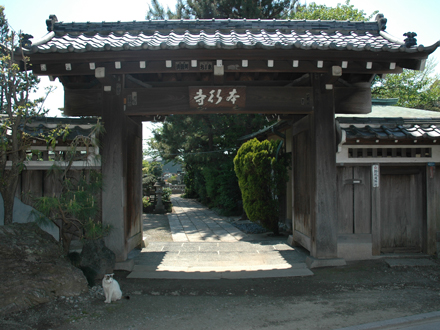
[147, 0, 298, 19]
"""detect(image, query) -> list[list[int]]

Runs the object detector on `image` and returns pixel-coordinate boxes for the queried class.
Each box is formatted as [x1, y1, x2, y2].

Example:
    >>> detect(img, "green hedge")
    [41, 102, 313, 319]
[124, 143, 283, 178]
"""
[234, 138, 288, 235]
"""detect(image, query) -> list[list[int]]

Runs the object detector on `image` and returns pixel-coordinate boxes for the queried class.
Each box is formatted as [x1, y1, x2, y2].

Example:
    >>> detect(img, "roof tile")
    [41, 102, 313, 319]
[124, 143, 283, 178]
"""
[343, 123, 440, 141]
[26, 18, 439, 55]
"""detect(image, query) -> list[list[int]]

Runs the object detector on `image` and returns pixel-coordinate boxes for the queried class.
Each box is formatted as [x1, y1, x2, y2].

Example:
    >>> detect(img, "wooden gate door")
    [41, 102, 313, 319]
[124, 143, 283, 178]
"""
[337, 166, 371, 234]
[380, 167, 425, 253]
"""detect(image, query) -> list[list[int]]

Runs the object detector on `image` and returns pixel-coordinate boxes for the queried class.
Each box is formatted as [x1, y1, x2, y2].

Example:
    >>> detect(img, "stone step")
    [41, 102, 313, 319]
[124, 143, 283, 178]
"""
[130, 240, 310, 279]
[143, 241, 295, 253]
[127, 264, 313, 279]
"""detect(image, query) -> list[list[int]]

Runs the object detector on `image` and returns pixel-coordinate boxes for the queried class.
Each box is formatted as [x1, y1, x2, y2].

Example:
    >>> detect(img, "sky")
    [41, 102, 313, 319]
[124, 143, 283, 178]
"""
[2, 0, 440, 142]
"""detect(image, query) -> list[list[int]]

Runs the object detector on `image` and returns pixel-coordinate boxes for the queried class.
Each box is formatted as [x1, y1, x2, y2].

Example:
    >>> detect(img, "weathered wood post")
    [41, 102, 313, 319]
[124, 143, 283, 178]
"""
[101, 81, 128, 262]
[306, 73, 345, 268]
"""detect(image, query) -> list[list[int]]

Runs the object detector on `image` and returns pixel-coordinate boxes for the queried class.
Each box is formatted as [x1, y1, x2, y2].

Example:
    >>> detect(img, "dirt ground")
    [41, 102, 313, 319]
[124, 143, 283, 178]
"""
[2, 212, 440, 330]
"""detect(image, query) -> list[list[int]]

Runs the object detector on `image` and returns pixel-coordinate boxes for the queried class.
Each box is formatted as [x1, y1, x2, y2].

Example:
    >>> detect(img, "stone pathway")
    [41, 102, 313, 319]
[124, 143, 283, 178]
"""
[168, 196, 245, 242]
[128, 195, 313, 279]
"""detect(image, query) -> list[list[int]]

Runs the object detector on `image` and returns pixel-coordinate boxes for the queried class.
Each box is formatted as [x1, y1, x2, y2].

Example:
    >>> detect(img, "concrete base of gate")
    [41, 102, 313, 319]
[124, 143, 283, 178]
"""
[337, 234, 373, 261]
[306, 256, 346, 269]
[114, 259, 135, 272]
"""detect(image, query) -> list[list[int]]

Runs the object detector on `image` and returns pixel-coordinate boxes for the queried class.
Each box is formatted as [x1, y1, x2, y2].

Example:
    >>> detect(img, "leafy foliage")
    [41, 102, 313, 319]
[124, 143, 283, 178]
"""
[234, 138, 289, 234]
[142, 159, 163, 178]
[291, 0, 377, 21]
[162, 187, 172, 202]
[35, 170, 109, 253]
[147, 0, 298, 19]
[0, 7, 54, 224]
[372, 59, 440, 111]
[34, 122, 108, 254]
[142, 196, 153, 212]
[142, 159, 163, 204]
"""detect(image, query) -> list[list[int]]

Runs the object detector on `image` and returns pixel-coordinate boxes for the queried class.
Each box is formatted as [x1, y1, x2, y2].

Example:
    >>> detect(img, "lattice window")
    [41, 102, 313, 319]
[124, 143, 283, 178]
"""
[348, 148, 432, 158]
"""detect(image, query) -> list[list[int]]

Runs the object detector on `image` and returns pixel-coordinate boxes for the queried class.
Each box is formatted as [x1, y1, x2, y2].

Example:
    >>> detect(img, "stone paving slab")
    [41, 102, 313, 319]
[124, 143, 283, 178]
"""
[130, 195, 312, 279]
[385, 258, 437, 268]
[167, 207, 243, 242]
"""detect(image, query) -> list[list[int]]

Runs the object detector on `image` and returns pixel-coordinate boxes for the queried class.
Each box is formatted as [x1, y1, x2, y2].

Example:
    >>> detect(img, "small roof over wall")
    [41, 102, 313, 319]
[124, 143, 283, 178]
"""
[337, 106, 440, 144]
[241, 104, 440, 144]
[338, 105, 440, 120]
[21, 117, 98, 141]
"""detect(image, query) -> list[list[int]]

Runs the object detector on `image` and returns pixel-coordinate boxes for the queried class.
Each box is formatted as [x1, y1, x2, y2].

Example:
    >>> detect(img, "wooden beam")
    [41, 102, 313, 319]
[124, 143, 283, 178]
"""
[334, 85, 371, 114]
[29, 48, 430, 66]
[64, 89, 103, 116]
[122, 86, 314, 116]
[30, 57, 407, 76]
[63, 84, 372, 117]
[126, 74, 152, 88]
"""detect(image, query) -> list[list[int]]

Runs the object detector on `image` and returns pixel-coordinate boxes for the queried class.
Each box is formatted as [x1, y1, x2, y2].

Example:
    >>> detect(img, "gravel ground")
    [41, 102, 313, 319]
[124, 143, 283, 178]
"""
[232, 221, 268, 234]
[3, 207, 440, 329]
[2, 259, 440, 330]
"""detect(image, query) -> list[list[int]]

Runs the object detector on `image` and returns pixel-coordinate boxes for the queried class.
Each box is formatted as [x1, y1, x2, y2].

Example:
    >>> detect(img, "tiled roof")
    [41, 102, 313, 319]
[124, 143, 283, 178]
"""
[337, 105, 440, 120]
[338, 106, 440, 141]
[21, 117, 97, 139]
[239, 105, 440, 142]
[25, 16, 440, 55]
[342, 123, 440, 141]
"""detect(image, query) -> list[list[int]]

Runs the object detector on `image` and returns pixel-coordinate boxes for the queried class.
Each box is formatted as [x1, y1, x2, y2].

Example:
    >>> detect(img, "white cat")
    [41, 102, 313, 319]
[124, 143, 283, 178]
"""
[102, 273, 122, 303]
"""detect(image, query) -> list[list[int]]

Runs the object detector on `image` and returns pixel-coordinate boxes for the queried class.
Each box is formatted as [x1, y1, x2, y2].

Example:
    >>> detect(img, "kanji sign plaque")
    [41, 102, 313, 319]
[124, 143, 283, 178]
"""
[189, 87, 246, 109]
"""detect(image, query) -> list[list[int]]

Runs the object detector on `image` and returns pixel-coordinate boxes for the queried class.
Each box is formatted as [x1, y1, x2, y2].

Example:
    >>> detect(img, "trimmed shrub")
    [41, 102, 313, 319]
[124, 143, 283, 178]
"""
[234, 138, 288, 235]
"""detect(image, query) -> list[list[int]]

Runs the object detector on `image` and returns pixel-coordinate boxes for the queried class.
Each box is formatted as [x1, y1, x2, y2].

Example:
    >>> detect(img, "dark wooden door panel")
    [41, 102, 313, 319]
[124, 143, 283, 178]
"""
[380, 170, 423, 252]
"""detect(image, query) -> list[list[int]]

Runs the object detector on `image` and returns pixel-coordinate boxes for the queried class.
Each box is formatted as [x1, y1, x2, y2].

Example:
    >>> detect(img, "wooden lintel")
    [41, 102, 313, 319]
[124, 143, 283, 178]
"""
[121, 86, 313, 116]
[63, 85, 372, 117]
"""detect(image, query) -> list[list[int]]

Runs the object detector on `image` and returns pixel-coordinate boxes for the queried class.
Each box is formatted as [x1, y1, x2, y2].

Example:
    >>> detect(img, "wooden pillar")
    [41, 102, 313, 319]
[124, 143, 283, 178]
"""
[308, 74, 339, 262]
[426, 164, 438, 255]
[125, 117, 143, 253]
[102, 90, 127, 262]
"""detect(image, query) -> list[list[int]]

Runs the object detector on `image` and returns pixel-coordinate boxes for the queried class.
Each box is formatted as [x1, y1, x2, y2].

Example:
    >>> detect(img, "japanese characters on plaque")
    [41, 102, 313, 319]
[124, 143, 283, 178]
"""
[189, 87, 246, 109]
[372, 164, 380, 188]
